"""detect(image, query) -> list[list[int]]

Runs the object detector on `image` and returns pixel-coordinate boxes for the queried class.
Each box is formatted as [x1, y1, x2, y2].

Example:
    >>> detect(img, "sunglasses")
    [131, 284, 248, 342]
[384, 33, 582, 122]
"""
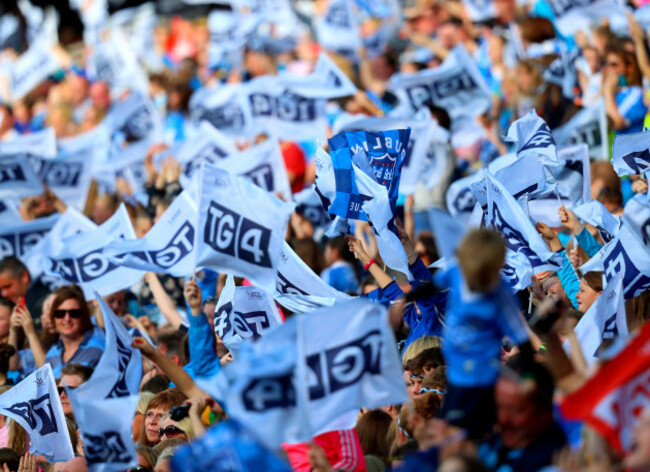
[129, 467, 151, 472]
[53, 309, 83, 319]
[158, 425, 185, 439]
[57, 385, 78, 396]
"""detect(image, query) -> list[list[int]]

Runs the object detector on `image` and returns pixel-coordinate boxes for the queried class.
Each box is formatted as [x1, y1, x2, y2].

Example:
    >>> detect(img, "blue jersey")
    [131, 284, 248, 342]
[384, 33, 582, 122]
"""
[45, 327, 106, 378]
[435, 265, 529, 387]
[616, 86, 647, 135]
[321, 261, 359, 294]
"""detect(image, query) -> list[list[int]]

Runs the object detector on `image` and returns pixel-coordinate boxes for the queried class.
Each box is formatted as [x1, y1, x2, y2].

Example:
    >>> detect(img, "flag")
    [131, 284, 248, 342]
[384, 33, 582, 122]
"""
[0, 155, 43, 199]
[580, 223, 650, 299]
[284, 53, 358, 99]
[171, 420, 292, 472]
[195, 164, 295, 293]
[105, 192, 198, 277]
[0, 365, 74, 462]
[546, 0, 623, 36]
[221, 299, 407, 448]
[107, 91, 162, 144]
[573, 199, 621, 244]
[446, 173, 482, 226]
[293, 186, 332, 229]
[207, 9, 260, 70]
[572, 274, 628, 367]
[73, 293, 142, 399]
[0, 214, 59, 260]
[542, 49, 580, 100]
[0, 127, 57, 159]
[274, 241, 351, 313]
[23, 209, 96, 279]
[506, 110, 559, 169]
[561, 320, 650, 452]
[553, 100, 608, 161]
[9, 36, 60, 101]
[213, 276, 283, 357]
[315, 0, 361, 57]
[389, 45, 491, 119]
[176, 122, 237, 189]
[29, 153, 93, 210]
[502, 249, 535, 291]
[528, 144, 591, 227]
[189, 84, 254, 138]
[66, 391, 139, 472]
[428, 208, 468, 260]
[461, 0, 495, 21]
[612, 129, 650, 176]
[46, 204, 143, 299]
[208, 139, 293, 201]
[58, 124, 111, 166]
[485, 173, 560, 273]
[623, 193, 650, 249]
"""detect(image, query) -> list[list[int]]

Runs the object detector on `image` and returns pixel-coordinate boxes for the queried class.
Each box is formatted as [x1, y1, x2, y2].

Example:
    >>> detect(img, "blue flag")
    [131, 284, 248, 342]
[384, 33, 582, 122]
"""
[327, 128, 410, 218]
[171, 420, 292, 472]
[612, 130, 650, 176]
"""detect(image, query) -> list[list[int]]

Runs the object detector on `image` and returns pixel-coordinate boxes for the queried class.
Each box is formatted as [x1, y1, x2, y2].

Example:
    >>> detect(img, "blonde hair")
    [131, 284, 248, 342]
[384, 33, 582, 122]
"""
[456, 229, 506, 293]
[402, 336, 441, 365]
[137, 391, 155, 415]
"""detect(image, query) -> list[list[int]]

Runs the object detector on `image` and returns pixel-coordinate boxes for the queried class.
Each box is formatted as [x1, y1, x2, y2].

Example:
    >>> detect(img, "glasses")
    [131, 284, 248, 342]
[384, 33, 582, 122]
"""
[57, 385, 77, 396]
[53, 309, 83, 319]
[129, 467, 151, 472]
[158, 425, 185, 439]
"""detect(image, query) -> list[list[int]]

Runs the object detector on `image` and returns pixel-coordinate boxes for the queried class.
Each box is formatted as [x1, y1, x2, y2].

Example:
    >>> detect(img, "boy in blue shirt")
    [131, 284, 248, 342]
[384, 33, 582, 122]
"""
[434, 229, 533, 439]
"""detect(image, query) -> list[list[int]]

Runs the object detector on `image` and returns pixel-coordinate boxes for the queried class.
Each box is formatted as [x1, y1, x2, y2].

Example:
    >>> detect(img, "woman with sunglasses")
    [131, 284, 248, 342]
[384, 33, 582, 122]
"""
[139, 389, 187, 447]
[26, 286, 105, 378]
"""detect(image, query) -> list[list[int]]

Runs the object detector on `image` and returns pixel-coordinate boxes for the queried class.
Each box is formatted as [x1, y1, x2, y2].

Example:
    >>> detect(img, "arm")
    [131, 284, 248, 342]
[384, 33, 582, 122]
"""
[557, 251, 580, 310]
[603, 71, 627, 130]
[8, 322, 21, 372]
[575, 227, 603, 259]
[144, 273, 185, 329]
[184, 279, 220, 379]
[13, 306, 46, 369]
[348, 236, 393, 289]
[628, 13, 650, 83]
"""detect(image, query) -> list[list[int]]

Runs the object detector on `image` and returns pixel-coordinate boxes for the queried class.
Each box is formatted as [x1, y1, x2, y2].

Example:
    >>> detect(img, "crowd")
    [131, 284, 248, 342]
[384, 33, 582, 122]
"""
[0, 0, 649, 471]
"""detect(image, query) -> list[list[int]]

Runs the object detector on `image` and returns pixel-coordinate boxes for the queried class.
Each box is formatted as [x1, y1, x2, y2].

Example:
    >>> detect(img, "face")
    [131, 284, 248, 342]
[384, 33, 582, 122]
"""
[41, 294, 56, 334]
[104, 291, 127, 317]
[135, 217, 153, 238]
[144, 407, 167, 444]
[203, 302, 216, 330]
[59, 374, 84, 416]
[0, 270, 29, 301]
[545, 281, 565, 299]
[625, 409, 650, 471]
[496, 378, 547, 449]
[0, 306, 10, 339]
[605, 52, 625, 79]
[53, 299, 84, 338]
[576, 279, 601, 313]
[439, 457, 468, 472]
[89, 82, 111, 111]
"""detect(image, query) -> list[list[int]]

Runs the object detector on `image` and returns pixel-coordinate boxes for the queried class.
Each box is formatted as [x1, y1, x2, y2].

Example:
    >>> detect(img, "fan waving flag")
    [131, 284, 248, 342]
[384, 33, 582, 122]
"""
[612, 129, 650, 176]
[195, 164, 295, 293]
[0, 364, 74, 462]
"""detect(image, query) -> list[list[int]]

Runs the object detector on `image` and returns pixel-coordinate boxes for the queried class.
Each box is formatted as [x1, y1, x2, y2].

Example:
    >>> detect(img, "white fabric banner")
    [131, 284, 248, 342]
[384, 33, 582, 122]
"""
[0, 155, 43, 199]
[106, 91, 162, 144]
[9, 37, 59, 101]
[546, 0, 624, 36]
[46, 205, 143, 299]
[207, 9, 260, 69]
[623, 193, 650, 250]
[612, 130, 650, 176]
[573, 199, 622, 244]
[285, 53, 358, 99]
[0, 214, 59, 260]
[29, 153, 93, 210]
[195, 164, 295, 293]
[315, 0, 361, 56]
[0, 127, 57, 159]
[389, 45, 491, 119]
[462, 0, 495, 21]
[553, 100, 608, 161]
[0, 364, 74, 462]
[105, 191, 198, 277]
[189, 84, 255, 138]
[506, 110, 559, 169]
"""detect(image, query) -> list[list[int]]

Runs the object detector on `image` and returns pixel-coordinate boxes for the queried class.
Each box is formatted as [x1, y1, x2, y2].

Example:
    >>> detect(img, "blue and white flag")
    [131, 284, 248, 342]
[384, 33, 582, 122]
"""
[389, 45, 491, 119]
[74, 293, 142, 399]
[462, 0, 495, 21]
[293, 186, 332, 229]
[506, 110, 559, 169]
[623, 193, 650, 249]
[171, 420, 292, 472]
[207, 9, 260, 70]
[528, 144, 591, 227]
[612, 130, 650, 176]
[0, 127, 57, 159]
[446, 173, 482, 226]
[0, 365, 74, 462]
[315, 0, 361, 57]
[274, 241, 350, 313]
[0, 155, 43, 199]
[195, 164, 295, 293]
[573, 199, 621, 244]
[546, 0, 623, 36]
[213, 275, 283, 357]
[58, 125, 111, 169]
[189, 84, 254, 138]
[221, 299, 407, 448]
[66, 391, 139, 472]
[46, 205, 143, 299]
[23, 209, 96, 280]
[553, 100, 608, 161]
[485, 173, 560, 272]
[502, 249, 535, 292]
[573, 273, 627, 366]
[428, 208, 468, 261]
[29, 153, 93, 210]
[580, 223, 650, 299]
[94, 139, 150, 195]
[9, 36, 60, 101]
[209, 140, 292, 201]
[107, 91, 161, 144]
[0, 214, 59, 260]
[175, 122, 237, 189]
[542, 49, 580, 100]
[105, 192, 197, 277]
[284, 53, 358, 99]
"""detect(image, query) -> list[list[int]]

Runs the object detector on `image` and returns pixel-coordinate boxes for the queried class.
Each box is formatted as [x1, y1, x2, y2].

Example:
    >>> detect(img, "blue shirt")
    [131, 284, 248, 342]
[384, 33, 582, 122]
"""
[615, 86, 648, 135]
[435, 265, 528, 387]
[45, 327, 106, 378]
[321, 261, 359, 294]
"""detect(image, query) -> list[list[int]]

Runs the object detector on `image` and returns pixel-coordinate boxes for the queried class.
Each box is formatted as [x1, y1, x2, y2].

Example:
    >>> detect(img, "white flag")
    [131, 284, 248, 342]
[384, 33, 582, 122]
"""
[209, 140, 292, 201]
[207, 9, 260, 70]
[106, 192, 198, 277]
[286, 53, 358, 99]
[0, 214, 59, 260]
[462, 0, 495, 21]
[0, 155, 43, 199]
[506, 110, 559, 169]
[189, 84, 254, 138]
[623, 193, 650, 249]
[46, 205, 143, 299]
[573, 274, 628, 366]
[57, 125, 111, 168]
[612, 130, 650, 176]
[0, 365, 74, 462]
[502, 249, 535, 292]
[389, 45, 491, 119]
[195, 164, 295, 293]
[553, 100, 608, 161]
[573, 199, 621, 244]
[0, 127, 57, 158]
[29, 153, 93, 210]
[315, 0, 361, 56]
[274, 242, 351, 313]
[66, 391, 139, 472]
[446, 172, 483, 225]
[213, 275, 283, 356]
[221, 299, 407, 448]
[107, 91, 162, 144]
[546, 0, 623, 36]
[9, 37, 60, 101]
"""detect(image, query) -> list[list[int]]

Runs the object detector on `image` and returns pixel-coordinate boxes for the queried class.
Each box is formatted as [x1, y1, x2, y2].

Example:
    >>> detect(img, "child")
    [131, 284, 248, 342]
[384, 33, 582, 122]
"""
[434, 229, 532, 439]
